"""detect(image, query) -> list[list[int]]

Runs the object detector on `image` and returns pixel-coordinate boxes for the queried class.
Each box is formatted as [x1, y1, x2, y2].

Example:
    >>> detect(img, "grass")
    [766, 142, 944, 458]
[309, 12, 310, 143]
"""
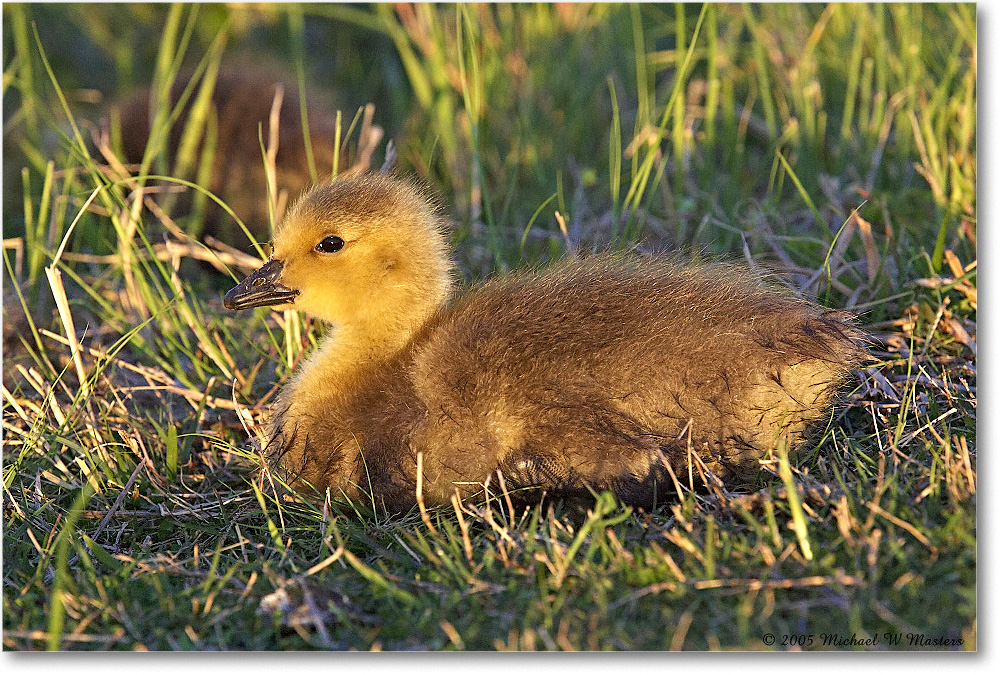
[2, 3, 976, 651]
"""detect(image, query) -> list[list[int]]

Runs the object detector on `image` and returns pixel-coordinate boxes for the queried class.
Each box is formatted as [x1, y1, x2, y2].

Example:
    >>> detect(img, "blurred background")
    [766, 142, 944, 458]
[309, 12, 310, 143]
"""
[4, 4, 975, 289]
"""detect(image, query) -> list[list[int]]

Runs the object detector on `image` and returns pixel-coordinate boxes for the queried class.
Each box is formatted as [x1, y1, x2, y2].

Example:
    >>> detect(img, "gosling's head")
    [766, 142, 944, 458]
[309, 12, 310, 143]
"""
[224, 173, 454, 336]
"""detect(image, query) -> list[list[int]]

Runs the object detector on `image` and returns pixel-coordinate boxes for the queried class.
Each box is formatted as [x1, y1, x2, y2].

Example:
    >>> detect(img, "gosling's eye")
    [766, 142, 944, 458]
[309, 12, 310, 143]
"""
[315, 236, 345, 253]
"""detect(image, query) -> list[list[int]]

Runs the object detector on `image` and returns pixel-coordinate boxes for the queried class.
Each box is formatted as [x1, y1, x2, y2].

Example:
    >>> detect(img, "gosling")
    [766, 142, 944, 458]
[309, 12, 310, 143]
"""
[225, 173, 867, 513]
[108, 67, 345, 248]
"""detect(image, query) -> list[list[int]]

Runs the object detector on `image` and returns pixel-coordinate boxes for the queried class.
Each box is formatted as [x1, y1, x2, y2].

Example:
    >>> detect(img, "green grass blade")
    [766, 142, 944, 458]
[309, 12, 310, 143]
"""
[46, 483, 96, 651]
